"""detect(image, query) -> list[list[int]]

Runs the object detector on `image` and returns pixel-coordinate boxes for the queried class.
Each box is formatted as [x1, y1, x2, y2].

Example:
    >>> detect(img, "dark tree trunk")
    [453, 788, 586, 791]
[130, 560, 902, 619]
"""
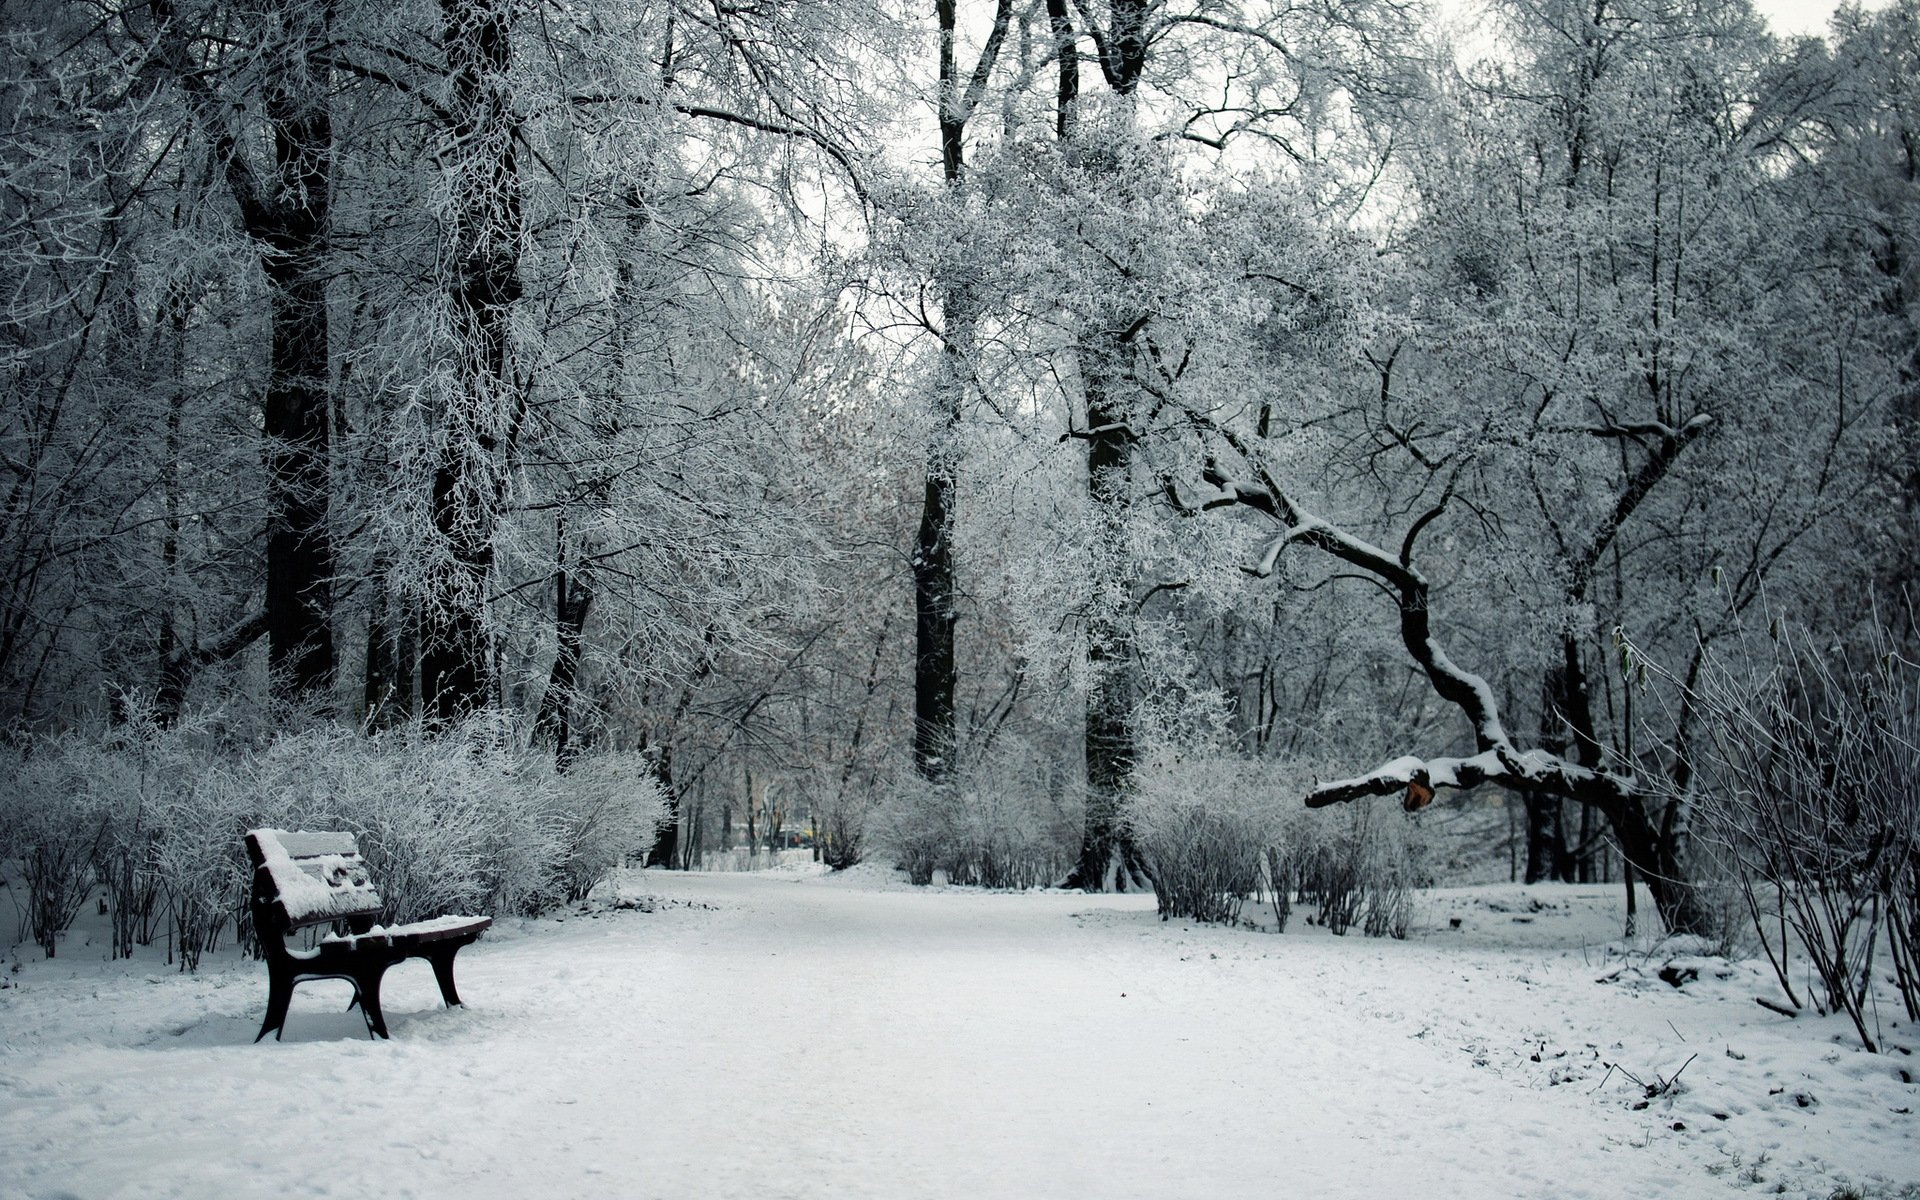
[643, 645, 715, 867]
[261, 205, 335, 705]
[913, 333, 962, 783]
[1523, 795, 1562, 884]
[1055, 0, 1152, 893]
[150, 0, 339, 712]
[362, 562, 414, 730]
[645, 742, 681, 868]
[1602, 793, 1707, 936]
[229, 11, 340, 706]
[1065, 356, 1149, 892]
[422, 0, 522, 725]
[913, 0, 1012, 783]
[156, 285, 189, 722]
[534, 536, 593, 770]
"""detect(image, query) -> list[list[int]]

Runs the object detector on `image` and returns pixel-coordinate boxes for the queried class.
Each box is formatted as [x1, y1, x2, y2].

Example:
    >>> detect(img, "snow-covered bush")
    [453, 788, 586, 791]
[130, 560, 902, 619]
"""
[1268, 794, 1429, 937]
[0, 712, 672, 967]
[872, 750, 1077, 888]
[0, 736, 115, 956]
[1129, 755, 1281, 924]
[151, 763, 252, 969]
[1274, 798, 1428, 940]
[803, 763, 874, 871]
[548, 751, 669, 902]
[1126, 754, 1429, 933]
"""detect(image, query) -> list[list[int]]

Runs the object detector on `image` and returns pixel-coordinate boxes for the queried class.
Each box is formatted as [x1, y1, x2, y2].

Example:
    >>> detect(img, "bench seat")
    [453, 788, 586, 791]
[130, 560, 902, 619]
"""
[318, 914, 493, 950]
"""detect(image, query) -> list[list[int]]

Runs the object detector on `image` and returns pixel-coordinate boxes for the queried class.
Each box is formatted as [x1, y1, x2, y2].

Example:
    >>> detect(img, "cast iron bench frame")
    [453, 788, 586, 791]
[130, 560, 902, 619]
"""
[245, 828, 491, 1041]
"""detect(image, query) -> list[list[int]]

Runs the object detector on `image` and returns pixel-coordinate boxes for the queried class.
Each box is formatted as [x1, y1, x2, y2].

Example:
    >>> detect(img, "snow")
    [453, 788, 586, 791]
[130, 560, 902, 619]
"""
[319, 915, 490, 948]
[3, 873, 1915, 1199]
[252, 829, 382, 925]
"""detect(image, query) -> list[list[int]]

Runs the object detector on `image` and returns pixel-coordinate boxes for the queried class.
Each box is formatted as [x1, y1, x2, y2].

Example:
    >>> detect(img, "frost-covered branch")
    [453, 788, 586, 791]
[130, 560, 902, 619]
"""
[1187, 431, 1641, 814]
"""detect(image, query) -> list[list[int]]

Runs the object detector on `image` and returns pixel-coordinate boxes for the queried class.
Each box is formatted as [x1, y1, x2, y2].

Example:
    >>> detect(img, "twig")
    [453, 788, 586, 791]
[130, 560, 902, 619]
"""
[1658, 1053, 1698, 1095]
[1755, 996, 1800, 1018]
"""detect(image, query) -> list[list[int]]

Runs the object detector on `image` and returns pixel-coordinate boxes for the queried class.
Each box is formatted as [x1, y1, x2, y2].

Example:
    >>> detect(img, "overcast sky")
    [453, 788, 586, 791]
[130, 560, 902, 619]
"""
[1749, 0, 1874, 34]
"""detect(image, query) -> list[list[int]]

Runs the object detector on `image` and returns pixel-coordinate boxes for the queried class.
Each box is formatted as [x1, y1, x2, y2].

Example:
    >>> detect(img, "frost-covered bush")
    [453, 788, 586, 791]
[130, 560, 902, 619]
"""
[548, 751, 669, 902]
[249, 716, 667, 917]
[151, 763, 252, 969]
[1129, 755, 1282, 924]
[1272, 799, 1429, 938]
[1667, 617, 1920, 1052]
[0, 711, 672, 967]
[804, 763, 875, 872]
[872, 750, 1077, 889]
[0, 736, 115, 956]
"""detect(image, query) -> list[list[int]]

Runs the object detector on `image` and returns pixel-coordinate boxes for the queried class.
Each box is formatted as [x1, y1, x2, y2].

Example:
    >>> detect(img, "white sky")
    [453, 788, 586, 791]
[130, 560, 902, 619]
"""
[1749, 0, 1883, 35]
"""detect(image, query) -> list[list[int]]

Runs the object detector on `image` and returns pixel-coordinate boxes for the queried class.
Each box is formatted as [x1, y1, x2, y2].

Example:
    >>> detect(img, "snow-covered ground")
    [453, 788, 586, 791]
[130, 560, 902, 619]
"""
[3, 868, 1915, 1200]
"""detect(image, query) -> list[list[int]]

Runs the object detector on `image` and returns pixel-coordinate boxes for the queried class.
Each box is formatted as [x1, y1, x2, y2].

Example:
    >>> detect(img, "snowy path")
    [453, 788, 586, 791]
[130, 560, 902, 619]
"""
[3, 870, 1913, 1199]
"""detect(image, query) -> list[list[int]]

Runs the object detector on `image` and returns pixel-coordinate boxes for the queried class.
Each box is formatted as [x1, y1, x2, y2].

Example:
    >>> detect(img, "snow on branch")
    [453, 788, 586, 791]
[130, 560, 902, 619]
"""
[1305, 746, 1633, 810]
[1184, 419, 1643, 813]
[1572, 413, 1715, 442]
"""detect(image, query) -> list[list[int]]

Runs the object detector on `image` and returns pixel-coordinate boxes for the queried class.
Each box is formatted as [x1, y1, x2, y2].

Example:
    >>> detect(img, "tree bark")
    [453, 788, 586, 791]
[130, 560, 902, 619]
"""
[259, 116, 336, 708]
[534, 527, 594, 770]
[913, 0, 1012, 783]
[421, 0, 523, 725]
[163, 0, 340, 705]
[1054, 0, 1155, 893]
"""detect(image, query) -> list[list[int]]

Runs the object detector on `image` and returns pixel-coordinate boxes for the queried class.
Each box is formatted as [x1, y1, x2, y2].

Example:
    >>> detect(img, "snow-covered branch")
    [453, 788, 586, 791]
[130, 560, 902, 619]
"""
[1190, 432, 1643, 814]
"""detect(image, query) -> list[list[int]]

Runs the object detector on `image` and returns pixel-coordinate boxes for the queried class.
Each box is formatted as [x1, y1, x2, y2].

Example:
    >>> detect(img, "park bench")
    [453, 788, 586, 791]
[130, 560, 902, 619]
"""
[244, 828, 491, 1042]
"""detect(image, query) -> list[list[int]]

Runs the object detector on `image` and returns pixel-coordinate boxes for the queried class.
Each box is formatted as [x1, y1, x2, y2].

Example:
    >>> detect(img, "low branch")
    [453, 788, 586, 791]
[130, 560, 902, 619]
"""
[1188, 416, 1645, 814]
[167, 608, 269, 676]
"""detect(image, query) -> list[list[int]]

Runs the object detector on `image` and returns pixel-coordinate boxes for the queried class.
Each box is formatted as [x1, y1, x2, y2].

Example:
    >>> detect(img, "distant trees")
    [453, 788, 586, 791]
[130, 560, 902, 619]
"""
[2, 0, 1913, 921]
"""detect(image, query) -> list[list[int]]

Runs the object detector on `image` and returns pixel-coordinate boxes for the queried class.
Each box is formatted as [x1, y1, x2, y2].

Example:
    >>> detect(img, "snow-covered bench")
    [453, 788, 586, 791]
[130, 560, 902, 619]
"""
[244, 828, 491, 1042]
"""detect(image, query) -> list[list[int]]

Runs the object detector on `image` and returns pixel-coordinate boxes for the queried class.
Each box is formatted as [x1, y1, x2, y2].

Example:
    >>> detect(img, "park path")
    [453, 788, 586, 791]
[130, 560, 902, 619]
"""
[0, 869, 1843, 1199]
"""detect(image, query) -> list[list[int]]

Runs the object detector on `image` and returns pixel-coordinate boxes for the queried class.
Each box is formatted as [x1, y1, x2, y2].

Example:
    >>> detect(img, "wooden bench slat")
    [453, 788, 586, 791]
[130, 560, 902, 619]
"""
[270, 830, 361, 858]
[319, 915, 493, 949]
[248, 828, 383, 927]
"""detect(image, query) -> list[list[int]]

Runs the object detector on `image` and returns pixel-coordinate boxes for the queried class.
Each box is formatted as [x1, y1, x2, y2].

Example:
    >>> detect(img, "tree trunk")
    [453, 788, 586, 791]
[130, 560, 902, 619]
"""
[156, 284, 189, 722]
[913, 0, 1013, 783]
[1603, 793, 1708, 936]
[1055, 0, 1152, 893]
[362, 561, 414, 730]
[1523, 795, 1561, 884]
[215, 7, 339, 707]
[645, 742, 681, 868]
[1065, 354, 1148, 892]
[421, 0, 522, 725]
[912, 311, 962, 780]
[534, 528, 593, 770]
[260, 197, 335, 705]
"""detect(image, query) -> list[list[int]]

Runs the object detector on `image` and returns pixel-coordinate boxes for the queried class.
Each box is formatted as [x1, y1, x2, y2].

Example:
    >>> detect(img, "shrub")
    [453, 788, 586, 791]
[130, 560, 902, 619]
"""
[1667, 616, 1920, 1052]
[549, 751, 669, 902]
[1129, 756, 1280, 924]
[0, 738, 113, 957]
[871, 749, 1077, 889]
[1273, 799, 1429, 938]
[0, 711, 672, 968]
[803, 761, 875, 871]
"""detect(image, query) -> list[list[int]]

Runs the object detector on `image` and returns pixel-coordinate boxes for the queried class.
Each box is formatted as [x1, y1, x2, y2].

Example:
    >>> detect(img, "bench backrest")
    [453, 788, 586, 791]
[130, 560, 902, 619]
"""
[244, 828, 383, 934]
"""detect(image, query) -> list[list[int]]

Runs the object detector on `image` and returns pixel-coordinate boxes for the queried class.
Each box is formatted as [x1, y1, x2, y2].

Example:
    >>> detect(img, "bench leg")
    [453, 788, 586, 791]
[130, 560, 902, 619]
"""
[427, 945, 465, 1008]
[354, 964, 393, 1039]
[255, 967, 294, 1043]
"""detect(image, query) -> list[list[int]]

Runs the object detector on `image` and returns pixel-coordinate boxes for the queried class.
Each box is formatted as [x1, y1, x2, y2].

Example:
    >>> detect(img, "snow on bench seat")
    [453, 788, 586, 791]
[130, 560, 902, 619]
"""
[320, 915, 492, 949]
